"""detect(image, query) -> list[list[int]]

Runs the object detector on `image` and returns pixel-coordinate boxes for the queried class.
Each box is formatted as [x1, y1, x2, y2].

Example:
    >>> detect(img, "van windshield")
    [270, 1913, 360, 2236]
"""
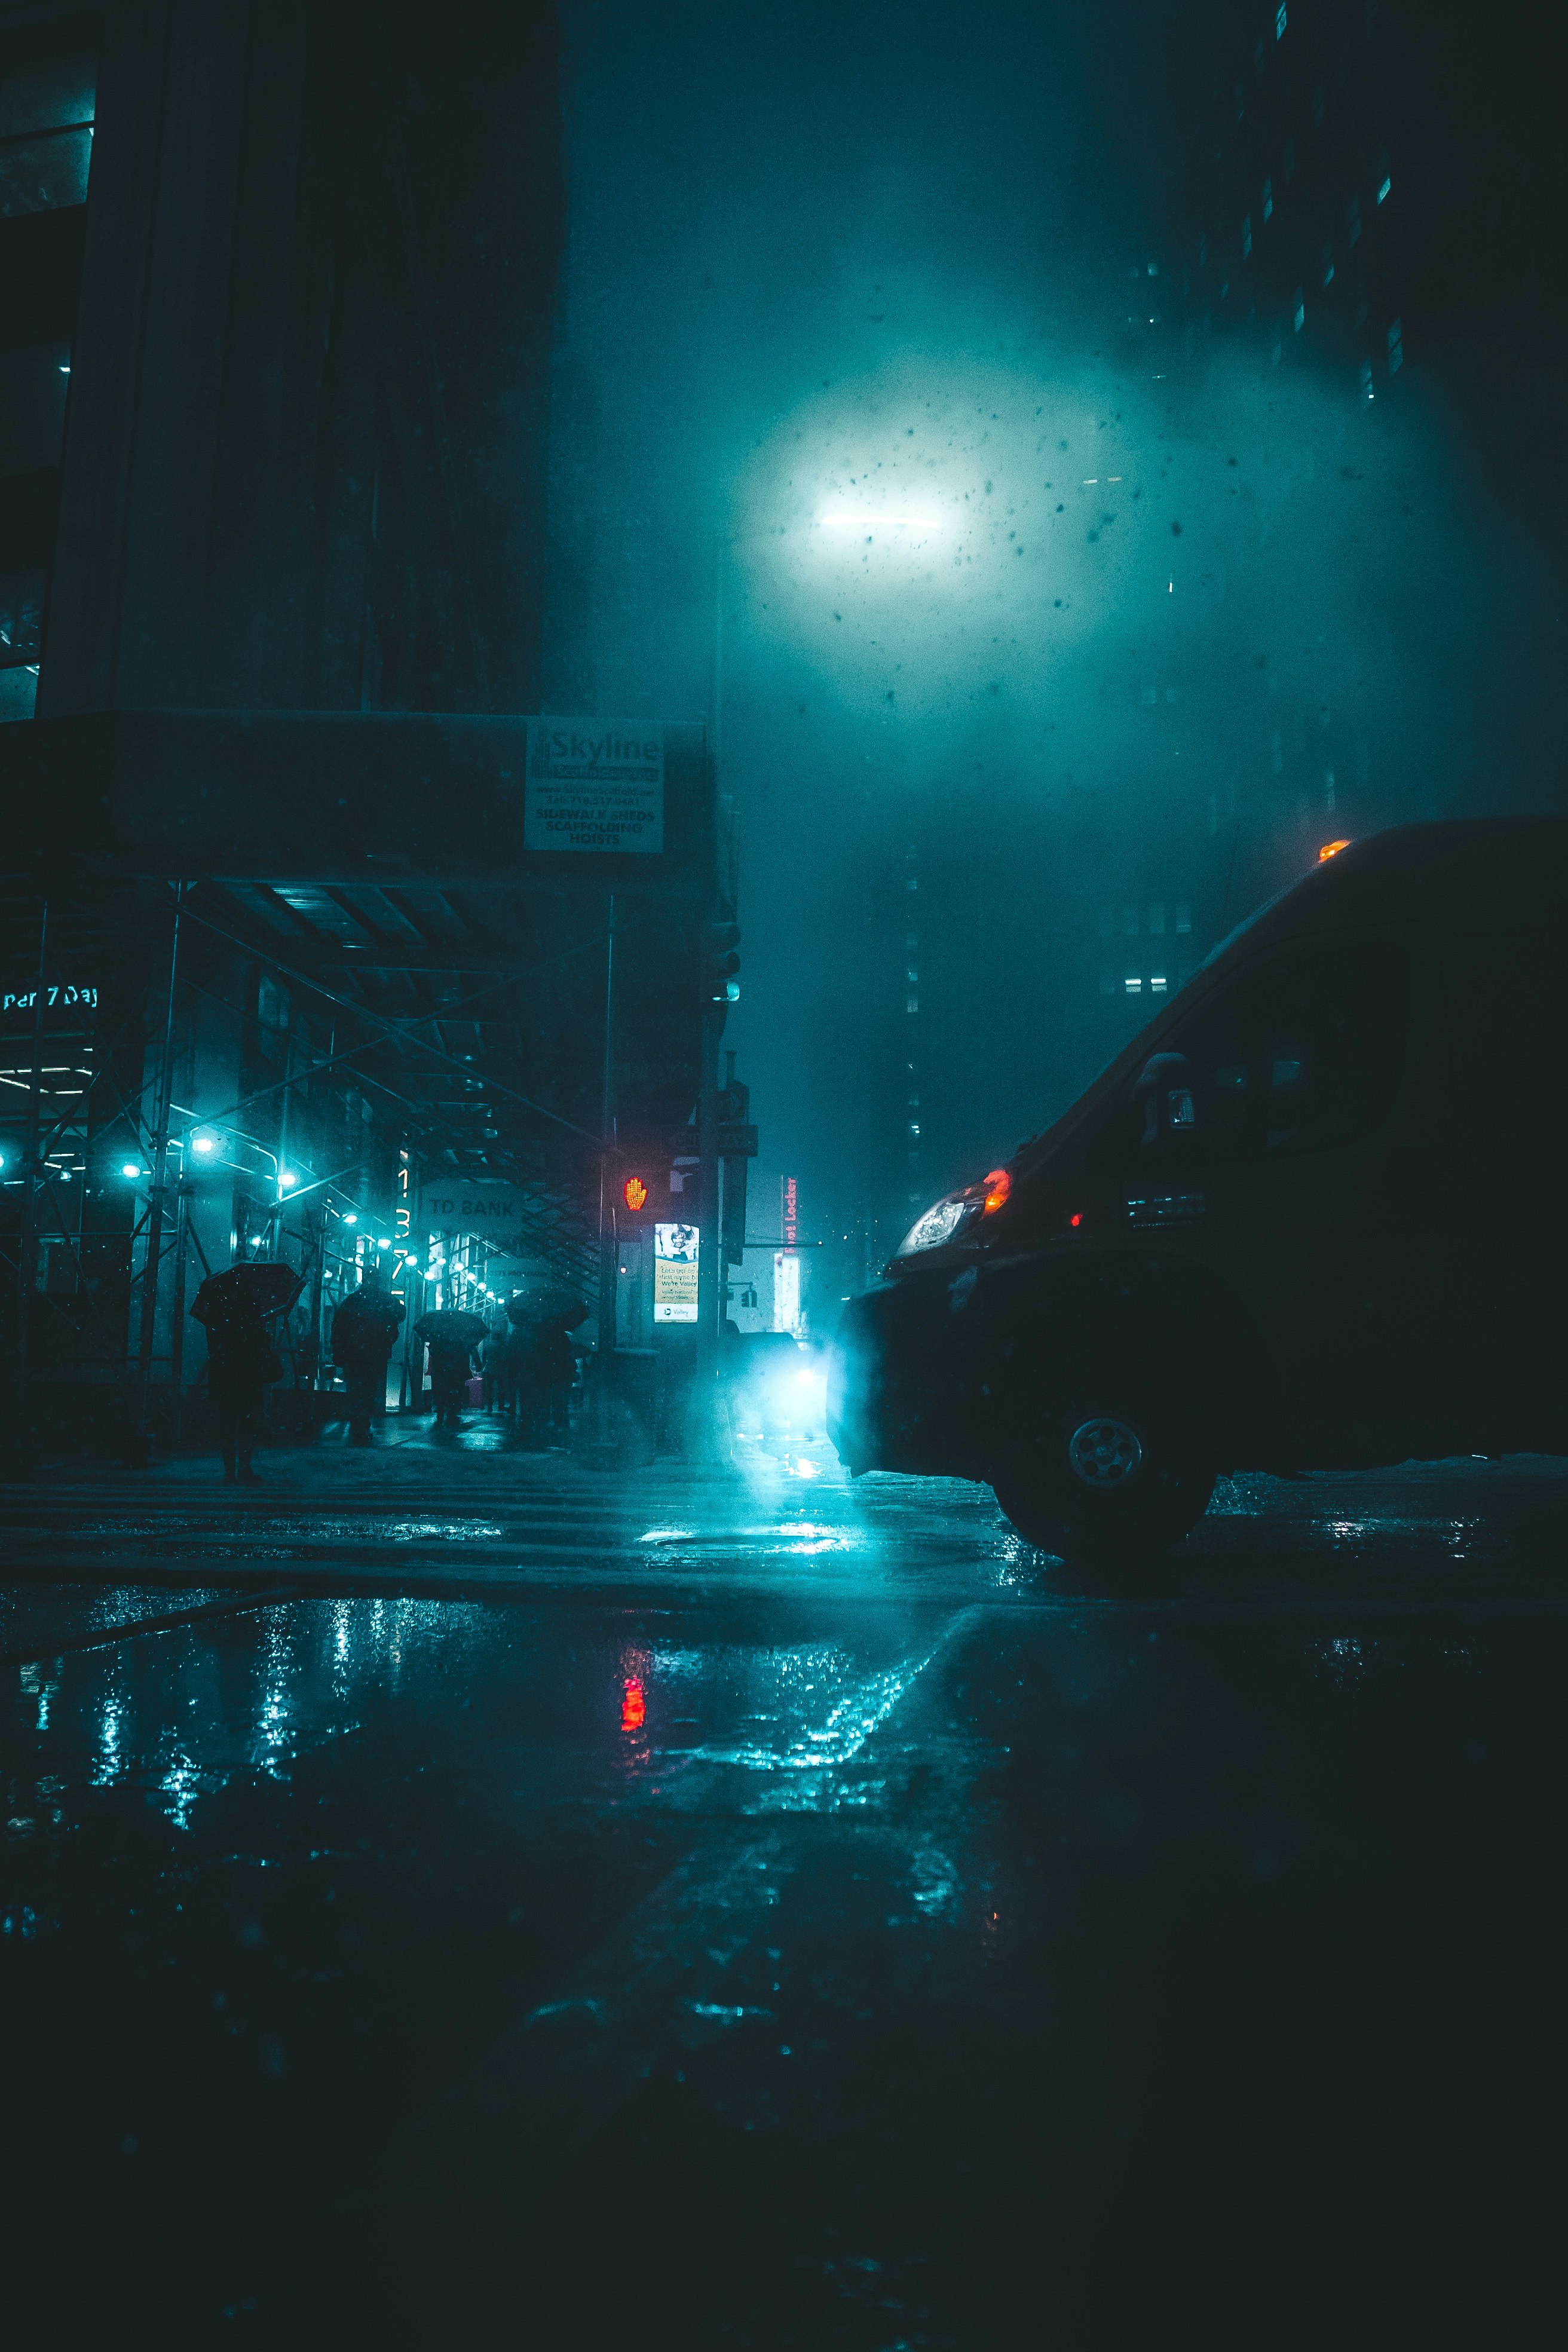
[1086, 939, 1410, 1175]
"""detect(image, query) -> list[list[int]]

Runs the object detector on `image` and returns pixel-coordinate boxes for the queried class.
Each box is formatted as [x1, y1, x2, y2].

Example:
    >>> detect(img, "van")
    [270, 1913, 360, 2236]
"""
[826, 821, 1568, 1565]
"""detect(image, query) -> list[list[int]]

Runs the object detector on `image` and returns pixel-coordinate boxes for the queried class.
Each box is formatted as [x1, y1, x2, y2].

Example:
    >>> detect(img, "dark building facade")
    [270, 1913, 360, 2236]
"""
[1, 2, 733, 1453]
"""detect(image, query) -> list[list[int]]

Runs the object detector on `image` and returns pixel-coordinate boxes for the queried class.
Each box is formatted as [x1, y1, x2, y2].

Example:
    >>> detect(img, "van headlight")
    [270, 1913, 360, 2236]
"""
[896, 1190, 982, 1255]
[895, 1166, 1012, 1258]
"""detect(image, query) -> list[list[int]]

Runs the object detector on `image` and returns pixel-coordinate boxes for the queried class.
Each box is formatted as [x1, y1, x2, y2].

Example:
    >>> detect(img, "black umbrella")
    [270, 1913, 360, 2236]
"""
[414, 1309, 489, 1348]
[507, 1287, 589, 1331]
[191, 1263, 304, 1326]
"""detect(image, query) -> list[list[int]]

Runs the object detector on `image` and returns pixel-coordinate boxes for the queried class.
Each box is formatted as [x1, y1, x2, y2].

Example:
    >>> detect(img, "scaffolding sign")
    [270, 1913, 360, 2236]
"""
[525, 719, 664, 853]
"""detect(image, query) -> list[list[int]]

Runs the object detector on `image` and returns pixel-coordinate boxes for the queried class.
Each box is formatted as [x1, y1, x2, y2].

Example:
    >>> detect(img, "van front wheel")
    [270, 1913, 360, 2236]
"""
[991, 1400, 1216, 1569]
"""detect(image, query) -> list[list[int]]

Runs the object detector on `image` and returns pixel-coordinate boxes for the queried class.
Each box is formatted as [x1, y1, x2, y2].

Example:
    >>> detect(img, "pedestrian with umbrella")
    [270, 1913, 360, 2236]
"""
[330, 1268, 406, 1447]
[507, 1287, 587, 1448]
[189, 1263, 303, 1482]
[414, 1306, 488, 1432]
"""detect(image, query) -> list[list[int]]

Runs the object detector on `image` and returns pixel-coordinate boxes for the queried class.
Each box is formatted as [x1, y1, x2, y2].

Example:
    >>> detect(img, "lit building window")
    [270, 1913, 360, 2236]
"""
[0, 56, 96, 218]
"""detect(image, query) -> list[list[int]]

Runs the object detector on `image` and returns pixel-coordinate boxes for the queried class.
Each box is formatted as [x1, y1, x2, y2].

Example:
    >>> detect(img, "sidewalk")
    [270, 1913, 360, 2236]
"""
[4, 1412, 856, 1509]
[18, 1402, 743, 1491]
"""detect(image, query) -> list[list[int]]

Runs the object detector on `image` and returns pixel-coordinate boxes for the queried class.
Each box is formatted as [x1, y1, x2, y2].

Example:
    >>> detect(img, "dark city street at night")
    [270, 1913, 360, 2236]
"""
[6, 1441, 1568, 2338]
[4, 0, 1567, 2340]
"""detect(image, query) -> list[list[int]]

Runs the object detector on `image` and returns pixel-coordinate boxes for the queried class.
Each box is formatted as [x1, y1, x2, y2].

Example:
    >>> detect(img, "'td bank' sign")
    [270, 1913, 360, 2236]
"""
[525, 720, 664, 853]
[420, 1185, 525, 1240]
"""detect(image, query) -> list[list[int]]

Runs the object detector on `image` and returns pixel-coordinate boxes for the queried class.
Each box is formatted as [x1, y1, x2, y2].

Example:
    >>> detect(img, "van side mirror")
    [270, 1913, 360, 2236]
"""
[1135, 1052, 1197, 1145]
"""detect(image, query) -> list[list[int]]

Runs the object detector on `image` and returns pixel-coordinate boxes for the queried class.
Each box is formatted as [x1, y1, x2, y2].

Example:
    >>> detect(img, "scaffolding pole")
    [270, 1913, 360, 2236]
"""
[131, 884, 185, 1460]
[13, 898, 50, 1449]
[596, 893, 617, 1443]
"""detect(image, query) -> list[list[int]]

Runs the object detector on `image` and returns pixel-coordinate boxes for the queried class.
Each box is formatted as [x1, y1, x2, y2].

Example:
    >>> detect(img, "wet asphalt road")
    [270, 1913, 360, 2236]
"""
[4, 1429, 1567, 2344]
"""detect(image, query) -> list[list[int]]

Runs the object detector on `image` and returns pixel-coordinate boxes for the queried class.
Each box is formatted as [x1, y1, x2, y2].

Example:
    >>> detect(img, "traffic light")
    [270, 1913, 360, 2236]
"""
[615, 1157, 660, 1216]
[703, 921, 741, 1006]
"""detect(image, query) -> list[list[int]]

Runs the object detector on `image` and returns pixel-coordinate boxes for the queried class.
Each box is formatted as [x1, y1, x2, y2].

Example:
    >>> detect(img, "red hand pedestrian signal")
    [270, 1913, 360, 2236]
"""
[623, 1175, 648, 1212]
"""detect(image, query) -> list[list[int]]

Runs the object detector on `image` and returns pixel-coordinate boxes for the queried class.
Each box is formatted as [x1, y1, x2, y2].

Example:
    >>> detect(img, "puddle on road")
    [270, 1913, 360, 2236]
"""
[635, 1520, 868, 1565]
[677, 1646, 938, 1794]
[3, 1595, 949, 1874]
[68, 1518, 510, 1545]
[0, 1583, 246, 1663]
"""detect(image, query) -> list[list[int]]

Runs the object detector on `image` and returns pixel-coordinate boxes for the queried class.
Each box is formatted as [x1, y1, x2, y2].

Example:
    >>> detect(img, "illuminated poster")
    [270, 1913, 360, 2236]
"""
[653, 1221, 699, 1323]
[524, 719, 664, 853]
[773, 1250, 800, 1336]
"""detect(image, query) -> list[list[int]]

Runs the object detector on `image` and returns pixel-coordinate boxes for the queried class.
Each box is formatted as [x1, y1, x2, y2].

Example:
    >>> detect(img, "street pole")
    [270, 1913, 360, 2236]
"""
[276, 1030, 295, 1258]
[308, 1206, 326, 1401]
[691, 699, 726, 1463]
[696, 1002, 721, 1414]
[596, 894, 617, 1443]
[132, 883, 184, 1460]
[14, 898, 50, 1457]
[712, 531, 725, 771]
[167, 1183, 190, 1445]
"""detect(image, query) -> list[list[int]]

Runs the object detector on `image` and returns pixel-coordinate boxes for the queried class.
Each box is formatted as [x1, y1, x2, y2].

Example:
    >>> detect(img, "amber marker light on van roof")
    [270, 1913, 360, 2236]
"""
[982, 1169, 1011, 1214]
[1318, 838, 1352, 862]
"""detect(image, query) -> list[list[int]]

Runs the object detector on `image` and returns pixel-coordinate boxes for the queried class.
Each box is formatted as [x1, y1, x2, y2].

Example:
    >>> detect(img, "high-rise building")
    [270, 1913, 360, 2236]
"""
[0, 3, 732, 1454]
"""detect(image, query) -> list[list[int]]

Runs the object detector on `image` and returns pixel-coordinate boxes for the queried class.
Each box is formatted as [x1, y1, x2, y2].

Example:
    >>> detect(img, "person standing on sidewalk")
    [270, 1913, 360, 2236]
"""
[330, 1271, 406, 1447]
[422, 1333, 473, 1430]
[531, 1312, 578, 1448]
[197, 1298, 278, 1483]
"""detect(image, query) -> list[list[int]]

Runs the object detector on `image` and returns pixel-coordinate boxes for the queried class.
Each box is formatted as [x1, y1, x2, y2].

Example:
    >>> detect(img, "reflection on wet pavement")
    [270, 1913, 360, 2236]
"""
[3, 1453, 1567, 2336]
[0, 1581, 251, 1661]
[4, 1592, 953, 1839]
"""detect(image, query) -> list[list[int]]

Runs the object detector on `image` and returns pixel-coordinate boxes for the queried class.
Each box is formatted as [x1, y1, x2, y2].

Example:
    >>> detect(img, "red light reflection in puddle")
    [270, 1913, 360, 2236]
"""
[621, 1678, 647, 1732]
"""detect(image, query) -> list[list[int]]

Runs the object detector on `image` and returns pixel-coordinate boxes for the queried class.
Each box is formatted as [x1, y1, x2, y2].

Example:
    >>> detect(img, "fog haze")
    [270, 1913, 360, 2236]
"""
[544, 0, 1561, 1273]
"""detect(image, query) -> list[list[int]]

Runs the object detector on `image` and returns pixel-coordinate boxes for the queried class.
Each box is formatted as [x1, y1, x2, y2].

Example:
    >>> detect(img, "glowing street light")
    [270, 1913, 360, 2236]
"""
[817, 512, 944, 531]
[121, 1162, 143, 1179]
